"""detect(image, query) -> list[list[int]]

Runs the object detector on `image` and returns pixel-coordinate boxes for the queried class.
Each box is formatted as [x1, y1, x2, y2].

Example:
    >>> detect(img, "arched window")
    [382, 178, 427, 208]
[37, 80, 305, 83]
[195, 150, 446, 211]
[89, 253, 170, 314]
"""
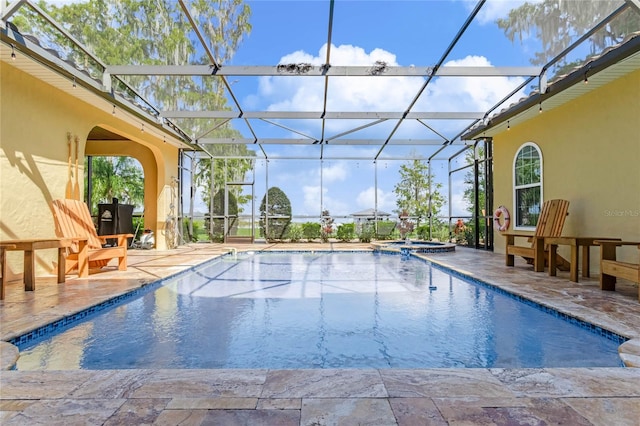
[513, 143, 543, 229]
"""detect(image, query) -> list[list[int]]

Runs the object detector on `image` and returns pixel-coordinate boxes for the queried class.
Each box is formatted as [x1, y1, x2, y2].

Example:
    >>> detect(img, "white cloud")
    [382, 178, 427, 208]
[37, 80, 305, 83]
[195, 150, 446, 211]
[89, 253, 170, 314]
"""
[322, 162, 348, 183]
[253, 44, 526, 139]
[449, 176, 471, 217]
[302, 185, 322, 215]
[420, 55, 526, 113]
[356, 187, 396, 213]
[463, 0, 543, 25]
[257, 43, 422, 124]
[302, 185, 348, 216]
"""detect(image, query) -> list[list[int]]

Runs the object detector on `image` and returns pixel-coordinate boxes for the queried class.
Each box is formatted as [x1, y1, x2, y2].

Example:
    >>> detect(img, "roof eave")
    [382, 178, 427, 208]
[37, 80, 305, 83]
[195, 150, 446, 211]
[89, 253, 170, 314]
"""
[462, 34, 640, 140]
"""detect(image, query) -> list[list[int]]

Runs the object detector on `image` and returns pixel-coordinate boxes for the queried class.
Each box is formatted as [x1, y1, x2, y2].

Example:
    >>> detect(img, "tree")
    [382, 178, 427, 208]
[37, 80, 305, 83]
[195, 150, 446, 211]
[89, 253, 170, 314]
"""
[497, 0, 640, 68]
[393, 159, 444, 228]
[462, 146, 486, 217]
[89, 156, 144, 214]
[22, 1, 254, 231]
[461, 146, 488, 246]
[259, 187, 291, 241]
[36, 0, 251, 112]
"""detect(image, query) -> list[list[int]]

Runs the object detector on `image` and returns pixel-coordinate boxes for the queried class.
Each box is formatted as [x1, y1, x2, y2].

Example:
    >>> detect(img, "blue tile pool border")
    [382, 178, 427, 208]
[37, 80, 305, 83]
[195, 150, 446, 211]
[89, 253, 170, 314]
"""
[8, 249, 629, 350]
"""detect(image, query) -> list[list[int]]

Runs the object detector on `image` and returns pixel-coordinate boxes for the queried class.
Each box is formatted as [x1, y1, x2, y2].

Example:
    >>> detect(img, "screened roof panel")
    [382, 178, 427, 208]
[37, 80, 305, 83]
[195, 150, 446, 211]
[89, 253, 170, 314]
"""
[3, 0, 638, 161]
[322, 145, 380, 159]
[258, 143, 322, 159]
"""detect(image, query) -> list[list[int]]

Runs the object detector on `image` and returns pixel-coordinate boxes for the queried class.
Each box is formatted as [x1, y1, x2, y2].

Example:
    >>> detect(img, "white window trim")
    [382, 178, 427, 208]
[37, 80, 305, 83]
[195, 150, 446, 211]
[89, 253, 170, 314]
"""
[512, 142, 543, 231]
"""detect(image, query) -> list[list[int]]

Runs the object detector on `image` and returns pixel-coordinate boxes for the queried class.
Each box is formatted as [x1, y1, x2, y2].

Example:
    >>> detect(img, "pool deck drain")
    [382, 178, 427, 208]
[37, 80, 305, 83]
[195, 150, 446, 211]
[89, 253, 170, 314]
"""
[1, 242, 639, 425]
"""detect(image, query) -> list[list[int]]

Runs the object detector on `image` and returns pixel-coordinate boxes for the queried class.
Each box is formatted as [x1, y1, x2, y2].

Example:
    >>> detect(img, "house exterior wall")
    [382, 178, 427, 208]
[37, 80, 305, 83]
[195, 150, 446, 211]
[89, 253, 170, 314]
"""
[1, 62, 179, 281]
[492, 68, 640, 267]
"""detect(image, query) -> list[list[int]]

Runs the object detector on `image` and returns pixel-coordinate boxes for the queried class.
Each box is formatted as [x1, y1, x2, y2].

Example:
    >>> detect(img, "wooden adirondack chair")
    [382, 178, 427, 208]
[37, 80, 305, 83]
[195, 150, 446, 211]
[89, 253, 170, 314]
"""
[51, 199, 132, 277]
[504, 199, 570, 272]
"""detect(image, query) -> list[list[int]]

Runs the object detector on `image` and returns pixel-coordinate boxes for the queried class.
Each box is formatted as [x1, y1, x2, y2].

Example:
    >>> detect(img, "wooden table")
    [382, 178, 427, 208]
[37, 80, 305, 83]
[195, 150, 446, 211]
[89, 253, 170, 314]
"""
[545, 237, 621, 282]
[0, 238, 71, 299]
[1, 243, 17, 300]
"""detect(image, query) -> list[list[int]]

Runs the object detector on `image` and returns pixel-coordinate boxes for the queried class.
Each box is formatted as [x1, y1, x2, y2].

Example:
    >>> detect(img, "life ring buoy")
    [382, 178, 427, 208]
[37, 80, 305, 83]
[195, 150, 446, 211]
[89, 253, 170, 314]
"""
[493, 206, 510, 232]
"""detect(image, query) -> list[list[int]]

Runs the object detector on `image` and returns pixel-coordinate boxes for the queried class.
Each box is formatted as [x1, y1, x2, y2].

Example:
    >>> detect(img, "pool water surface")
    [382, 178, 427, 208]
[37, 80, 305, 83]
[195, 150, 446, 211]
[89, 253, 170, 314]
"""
[15, 252, 623, 370]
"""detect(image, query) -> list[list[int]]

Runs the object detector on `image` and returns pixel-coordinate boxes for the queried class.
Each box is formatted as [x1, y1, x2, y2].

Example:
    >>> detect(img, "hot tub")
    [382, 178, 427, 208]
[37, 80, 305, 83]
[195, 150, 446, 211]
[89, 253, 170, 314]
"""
[371, 240, 456, 254]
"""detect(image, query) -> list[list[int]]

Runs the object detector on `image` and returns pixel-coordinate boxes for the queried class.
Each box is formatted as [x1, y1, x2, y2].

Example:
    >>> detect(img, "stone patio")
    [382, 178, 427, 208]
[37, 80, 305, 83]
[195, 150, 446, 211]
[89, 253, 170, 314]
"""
[1, 243, 639, 425]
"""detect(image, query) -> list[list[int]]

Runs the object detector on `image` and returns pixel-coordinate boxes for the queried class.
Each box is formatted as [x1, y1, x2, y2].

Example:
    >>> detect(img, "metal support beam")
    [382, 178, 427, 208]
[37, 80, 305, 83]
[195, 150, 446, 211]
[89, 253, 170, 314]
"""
[259, 119, 316, 141]
[625, 0, 640, 14]
[1, 0, 25, 20]
[106, 64, 542, 77]
[320, 0, 335, 143]
[197, 137, 449, 145]
[161, 111, 485, 120]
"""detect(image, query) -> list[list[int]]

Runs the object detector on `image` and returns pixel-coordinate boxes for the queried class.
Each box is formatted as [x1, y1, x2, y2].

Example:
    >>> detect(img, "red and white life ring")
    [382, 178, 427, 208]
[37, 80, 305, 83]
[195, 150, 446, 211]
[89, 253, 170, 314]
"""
[493, 206, 510, 232]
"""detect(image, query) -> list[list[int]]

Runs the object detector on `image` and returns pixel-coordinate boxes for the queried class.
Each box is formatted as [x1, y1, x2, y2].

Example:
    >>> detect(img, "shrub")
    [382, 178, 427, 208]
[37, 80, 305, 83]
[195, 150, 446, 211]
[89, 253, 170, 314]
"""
[375, 220, 396, 240]
[182, 218, 205, 242]
[358, 223, 374, 243]
[302, 222, 321, 241]
[320, 210, 334, 242]
[336, 223, 356, 242]
[286, 223, 303, 242]
[259, 187, 292, 241]
[416, 225, 430, 240]
[428, 224, 450, 242]
[398, 211, 414, 240]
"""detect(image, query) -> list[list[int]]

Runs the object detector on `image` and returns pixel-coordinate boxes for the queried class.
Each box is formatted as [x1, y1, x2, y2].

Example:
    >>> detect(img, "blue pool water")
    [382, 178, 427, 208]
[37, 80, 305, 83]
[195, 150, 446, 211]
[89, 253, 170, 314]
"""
[15, 252, 623, 370]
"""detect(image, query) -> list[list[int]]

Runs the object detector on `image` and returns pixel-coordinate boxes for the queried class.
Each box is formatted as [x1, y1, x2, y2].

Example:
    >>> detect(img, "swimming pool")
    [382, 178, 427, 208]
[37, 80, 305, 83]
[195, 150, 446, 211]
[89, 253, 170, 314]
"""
[14, 252, 624, 370]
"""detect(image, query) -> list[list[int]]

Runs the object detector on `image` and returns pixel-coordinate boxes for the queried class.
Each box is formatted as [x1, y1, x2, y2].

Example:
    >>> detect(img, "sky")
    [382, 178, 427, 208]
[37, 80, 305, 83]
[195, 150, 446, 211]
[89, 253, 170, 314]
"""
[196, 0, 542, 220]
[41, 0, 551, 221]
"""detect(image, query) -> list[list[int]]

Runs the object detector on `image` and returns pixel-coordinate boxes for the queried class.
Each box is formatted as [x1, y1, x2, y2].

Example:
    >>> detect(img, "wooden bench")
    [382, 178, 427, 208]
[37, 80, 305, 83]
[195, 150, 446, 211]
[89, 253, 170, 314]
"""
[595, 240, 640, 302]
[0, 239, 72, 299]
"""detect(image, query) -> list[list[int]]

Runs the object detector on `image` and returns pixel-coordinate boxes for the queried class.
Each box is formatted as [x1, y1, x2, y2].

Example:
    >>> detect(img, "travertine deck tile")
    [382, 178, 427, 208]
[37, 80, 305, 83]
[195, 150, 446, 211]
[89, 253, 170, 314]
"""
[0, 370, 95, 399]
[129, 369, 267, 398]
[256, 398, 302, 410]
[2, 398, 125, 426]
[490, 367, 640, 397]
[262, 369, 387, 398]
[388, 397, 448, 426]
[201, 408, 301, 425]
[563, 397, 640, 426]
[102, 397, 169, 425]
[166, 397, 258, 409]
[69, 370, 155, 398]
[153, 409, 209, 425]
[301, 398, 395, 426]
[380, 369, 515, 398]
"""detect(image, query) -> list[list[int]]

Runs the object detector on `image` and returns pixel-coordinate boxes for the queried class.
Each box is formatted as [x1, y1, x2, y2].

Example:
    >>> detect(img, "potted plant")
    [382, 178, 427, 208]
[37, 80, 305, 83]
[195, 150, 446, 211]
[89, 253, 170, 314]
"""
[398, 210, 414, 241]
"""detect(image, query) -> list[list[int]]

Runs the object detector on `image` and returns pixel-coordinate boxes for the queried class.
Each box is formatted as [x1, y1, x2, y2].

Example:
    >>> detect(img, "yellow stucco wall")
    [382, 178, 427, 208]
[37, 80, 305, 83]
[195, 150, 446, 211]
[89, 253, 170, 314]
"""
[1, 62, 179, 280]
[492, 69, 640, 267]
